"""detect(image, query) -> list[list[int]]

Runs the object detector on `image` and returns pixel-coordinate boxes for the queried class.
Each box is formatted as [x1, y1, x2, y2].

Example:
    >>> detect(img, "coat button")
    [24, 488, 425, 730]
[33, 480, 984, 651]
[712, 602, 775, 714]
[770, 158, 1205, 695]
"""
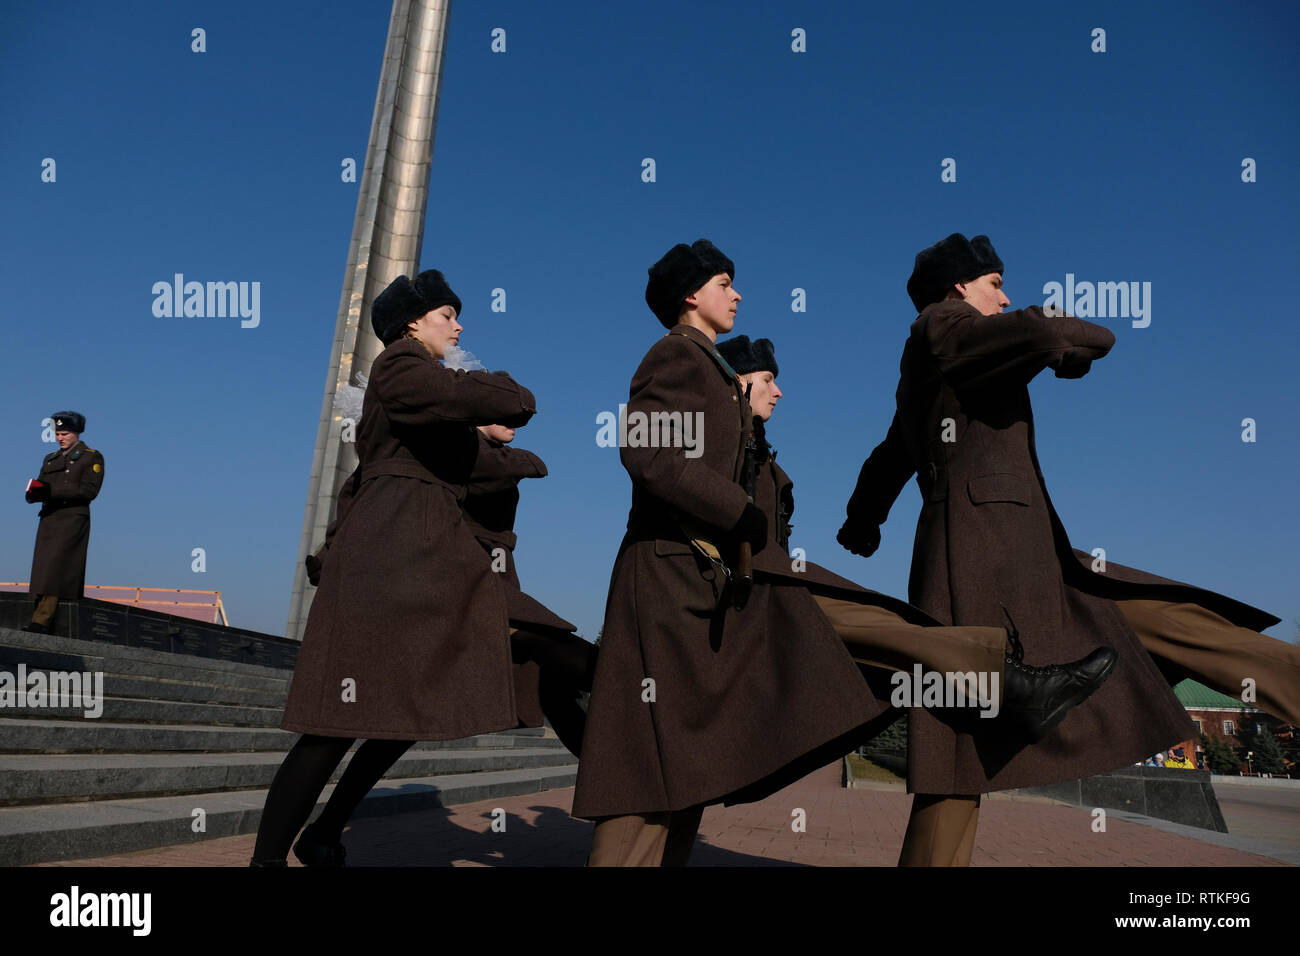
[925, 462, 937, 483]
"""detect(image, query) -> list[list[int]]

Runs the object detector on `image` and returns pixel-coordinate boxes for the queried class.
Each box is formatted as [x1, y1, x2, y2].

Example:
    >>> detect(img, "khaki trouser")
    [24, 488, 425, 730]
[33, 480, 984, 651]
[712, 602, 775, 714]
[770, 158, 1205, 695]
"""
[587, 806, 705, 867]
[891, 600, 1300, 868]
[899, 794, 980, 867]
[1117, 600, 1300, 728]
[30, 594, 58, 628]
[812, 594, 1008, 697]
[813, 594, 1007, 867]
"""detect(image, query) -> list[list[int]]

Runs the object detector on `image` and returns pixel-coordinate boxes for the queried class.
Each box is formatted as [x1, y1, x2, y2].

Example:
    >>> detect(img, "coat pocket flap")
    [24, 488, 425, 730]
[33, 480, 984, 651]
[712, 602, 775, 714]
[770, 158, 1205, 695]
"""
[967, 473, 1033, 506]
[653, 538, 697, 557]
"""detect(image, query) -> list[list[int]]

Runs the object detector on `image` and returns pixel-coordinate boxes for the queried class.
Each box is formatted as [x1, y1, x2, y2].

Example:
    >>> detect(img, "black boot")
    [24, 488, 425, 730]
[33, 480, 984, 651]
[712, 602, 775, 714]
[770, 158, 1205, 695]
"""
[248, 858, 287, 867]
[1001, 628, 1117, 742]
[22, 622, 50, 634]
[292, 822, 346, 867]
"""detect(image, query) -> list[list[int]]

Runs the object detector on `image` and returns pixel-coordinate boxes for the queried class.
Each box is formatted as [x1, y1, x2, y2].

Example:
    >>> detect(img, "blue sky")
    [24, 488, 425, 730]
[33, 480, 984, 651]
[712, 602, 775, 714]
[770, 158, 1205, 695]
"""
[3, 1, 1296, 641]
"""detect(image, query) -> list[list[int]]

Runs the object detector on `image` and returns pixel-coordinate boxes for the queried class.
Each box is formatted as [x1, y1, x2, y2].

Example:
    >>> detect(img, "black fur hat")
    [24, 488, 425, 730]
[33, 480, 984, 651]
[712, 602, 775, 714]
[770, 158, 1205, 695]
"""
[51, 411, 86, 434]
[371, 270, 462, 346]
[645, 239, 735, 329]
[717, 335, 778, 377]
[906, 233, 1004, 313]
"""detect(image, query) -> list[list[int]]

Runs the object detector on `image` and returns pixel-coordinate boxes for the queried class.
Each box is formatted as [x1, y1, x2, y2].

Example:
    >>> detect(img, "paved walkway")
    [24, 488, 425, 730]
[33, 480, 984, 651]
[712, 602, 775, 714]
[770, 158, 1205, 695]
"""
[35, 762, 1288, 867]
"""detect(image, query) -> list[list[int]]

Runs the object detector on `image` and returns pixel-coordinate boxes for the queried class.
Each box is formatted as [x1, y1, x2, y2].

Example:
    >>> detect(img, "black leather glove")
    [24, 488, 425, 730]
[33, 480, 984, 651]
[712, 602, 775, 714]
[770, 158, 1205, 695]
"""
[1053, 356, 1093, 379]
[25, 480, 50, 504]
[732, 502, 768, 555]
[305, 552, 323, 587]
[837, 521, 880, 558]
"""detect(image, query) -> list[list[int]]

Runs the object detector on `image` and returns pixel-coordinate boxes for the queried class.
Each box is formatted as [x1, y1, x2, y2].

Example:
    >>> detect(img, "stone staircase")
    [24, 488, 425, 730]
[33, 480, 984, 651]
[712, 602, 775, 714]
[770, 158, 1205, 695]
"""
[0, 623, 577, 865]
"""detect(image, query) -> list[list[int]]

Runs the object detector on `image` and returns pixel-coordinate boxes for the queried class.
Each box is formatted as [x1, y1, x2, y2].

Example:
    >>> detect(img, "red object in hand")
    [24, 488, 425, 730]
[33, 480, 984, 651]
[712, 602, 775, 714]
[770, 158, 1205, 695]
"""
[25, 479, 49, 504]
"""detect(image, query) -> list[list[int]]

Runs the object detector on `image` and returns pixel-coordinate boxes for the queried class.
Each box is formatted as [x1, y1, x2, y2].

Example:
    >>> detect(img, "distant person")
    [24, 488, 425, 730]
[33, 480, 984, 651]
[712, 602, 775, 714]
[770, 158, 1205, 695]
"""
[23, 411, 104, 634]
[1166, 747, 1195, 769]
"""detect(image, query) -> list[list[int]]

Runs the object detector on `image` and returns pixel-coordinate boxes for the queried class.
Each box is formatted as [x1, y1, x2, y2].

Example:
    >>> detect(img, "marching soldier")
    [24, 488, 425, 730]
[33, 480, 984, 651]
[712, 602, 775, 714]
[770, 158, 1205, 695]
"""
[573, 240, 885, 865]
[838, 232, 1292, 865]
[24, 411, 104, 634]
[252, 270, 537, 866]
[572, 241, 1107, 867]
[287, 423, 596, 867]
[717, 333, 1115, 731]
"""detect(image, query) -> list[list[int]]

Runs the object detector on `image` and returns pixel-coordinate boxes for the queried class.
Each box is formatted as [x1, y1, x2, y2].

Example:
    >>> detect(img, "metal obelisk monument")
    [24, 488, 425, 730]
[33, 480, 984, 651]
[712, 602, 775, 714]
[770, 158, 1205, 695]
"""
[287, 0, 452, 641]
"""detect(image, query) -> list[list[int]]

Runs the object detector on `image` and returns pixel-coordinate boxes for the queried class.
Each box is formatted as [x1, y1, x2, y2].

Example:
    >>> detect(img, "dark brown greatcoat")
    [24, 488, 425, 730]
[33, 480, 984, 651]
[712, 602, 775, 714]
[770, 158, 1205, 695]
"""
[463, 433, 576, 634]
[462, 432, 587, 732]
[29, 441, 105, 597]
[571, 325, 889, 820]
[843, 300, 1201, 794]
[281, 337, 535, 741]
[1065, 549, 1279, 634]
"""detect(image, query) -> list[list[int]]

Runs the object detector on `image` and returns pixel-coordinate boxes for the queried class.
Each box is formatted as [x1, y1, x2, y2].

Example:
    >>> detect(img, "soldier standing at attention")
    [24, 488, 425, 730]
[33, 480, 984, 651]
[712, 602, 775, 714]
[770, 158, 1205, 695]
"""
[24, 411, 104, 634]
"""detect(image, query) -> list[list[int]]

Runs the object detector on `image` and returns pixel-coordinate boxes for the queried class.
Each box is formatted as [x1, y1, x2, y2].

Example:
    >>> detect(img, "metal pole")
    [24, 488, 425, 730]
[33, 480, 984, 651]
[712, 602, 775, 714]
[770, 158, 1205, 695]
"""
[286, 0, 453, 640]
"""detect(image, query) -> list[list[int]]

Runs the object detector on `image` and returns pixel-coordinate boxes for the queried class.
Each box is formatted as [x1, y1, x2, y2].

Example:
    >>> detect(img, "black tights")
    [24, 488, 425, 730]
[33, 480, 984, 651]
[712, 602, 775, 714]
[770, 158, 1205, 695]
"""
[251, 735, 413, 862]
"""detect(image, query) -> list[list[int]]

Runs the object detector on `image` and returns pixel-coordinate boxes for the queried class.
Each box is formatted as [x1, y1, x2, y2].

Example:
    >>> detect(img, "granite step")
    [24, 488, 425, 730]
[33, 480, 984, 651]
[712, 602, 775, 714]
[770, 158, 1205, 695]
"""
[1, 763, 578, 865]
[0, 717, 558, 754]
[0, 663, 287, 709]
[0, 628, 292, 694]
[0, 696, 285, 726]
[0, 747, 576, 805]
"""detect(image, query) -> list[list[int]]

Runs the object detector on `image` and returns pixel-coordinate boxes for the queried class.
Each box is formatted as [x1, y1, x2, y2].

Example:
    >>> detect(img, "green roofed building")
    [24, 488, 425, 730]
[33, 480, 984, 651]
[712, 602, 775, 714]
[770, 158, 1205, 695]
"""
[1173, 678, 1262, 712]
[1170, 678, 1294, 776]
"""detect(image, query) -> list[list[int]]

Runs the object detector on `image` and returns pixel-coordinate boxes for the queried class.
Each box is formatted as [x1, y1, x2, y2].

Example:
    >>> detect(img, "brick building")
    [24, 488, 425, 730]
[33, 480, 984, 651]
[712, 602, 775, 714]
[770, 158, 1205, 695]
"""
[1173, 678, 1292, 776]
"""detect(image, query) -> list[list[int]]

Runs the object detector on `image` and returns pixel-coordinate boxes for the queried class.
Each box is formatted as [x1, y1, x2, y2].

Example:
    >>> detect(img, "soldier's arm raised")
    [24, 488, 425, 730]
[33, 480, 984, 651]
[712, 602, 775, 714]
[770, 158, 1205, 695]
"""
[372, 343, 536, 428]
[926, 300, 1115, 391]
[621, 337, 749, 531]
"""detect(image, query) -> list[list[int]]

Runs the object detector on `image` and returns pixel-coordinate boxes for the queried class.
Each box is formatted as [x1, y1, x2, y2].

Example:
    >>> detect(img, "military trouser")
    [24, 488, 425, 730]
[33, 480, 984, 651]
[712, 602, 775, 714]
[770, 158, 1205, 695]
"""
[811, 594, 1008, 699]
[30, 594, 58, 628]
[586, 805, 705, 867]
[1117, 599, 1300, 729]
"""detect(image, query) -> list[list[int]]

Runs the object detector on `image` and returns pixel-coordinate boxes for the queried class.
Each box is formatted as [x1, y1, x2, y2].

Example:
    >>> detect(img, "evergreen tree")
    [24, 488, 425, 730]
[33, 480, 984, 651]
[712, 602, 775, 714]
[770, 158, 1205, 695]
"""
[1249, 725, 1286, 775]
[1201, 732, 1241, 775]
[862, 714, 908, 756]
